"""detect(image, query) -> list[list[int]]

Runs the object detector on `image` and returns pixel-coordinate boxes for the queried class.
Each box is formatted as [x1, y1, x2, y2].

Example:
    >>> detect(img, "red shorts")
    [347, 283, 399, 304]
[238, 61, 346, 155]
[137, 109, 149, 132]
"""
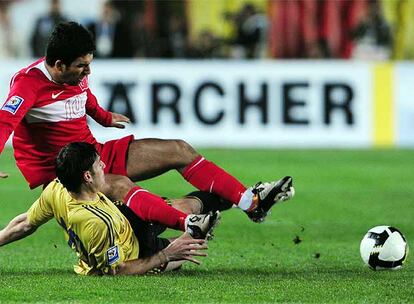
[97, 135, 134, 176]
[21, 135, 134, 189]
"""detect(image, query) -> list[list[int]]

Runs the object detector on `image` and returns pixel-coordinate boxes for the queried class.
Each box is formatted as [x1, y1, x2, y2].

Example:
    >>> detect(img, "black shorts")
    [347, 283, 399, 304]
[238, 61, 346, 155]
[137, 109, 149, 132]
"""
[116, 204, 170, 258]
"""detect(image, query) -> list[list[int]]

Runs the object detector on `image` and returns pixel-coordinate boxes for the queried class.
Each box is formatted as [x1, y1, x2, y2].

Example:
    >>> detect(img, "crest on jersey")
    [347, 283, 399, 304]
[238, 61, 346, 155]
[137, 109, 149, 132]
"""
[106, 245, 120, 265]
[78, 76, 88, 91]
[1, 96, 24, 114]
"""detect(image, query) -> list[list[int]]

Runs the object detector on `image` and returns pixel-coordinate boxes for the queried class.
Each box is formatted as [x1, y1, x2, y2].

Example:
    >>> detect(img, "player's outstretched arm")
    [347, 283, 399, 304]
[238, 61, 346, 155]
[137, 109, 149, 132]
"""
[0, 213, 37, 247]
[110, 233, 208, 275]
[0, 171, 8, 178]
[110, 112, 130, 129]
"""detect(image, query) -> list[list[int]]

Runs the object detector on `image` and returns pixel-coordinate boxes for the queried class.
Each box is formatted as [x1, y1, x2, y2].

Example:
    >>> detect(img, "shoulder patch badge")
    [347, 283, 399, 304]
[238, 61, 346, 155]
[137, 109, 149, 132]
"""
[106, 245, 120, 265]
[1, 96, 24, 114]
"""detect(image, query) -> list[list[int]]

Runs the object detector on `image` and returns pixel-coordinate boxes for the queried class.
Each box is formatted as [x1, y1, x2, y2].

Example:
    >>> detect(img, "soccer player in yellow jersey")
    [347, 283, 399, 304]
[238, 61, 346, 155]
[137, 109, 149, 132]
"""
[0, 142, 220, 275]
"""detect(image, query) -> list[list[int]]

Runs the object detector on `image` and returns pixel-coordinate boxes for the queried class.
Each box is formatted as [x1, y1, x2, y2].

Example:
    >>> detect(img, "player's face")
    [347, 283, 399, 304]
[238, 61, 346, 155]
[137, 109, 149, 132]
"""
[61, 53, 93, 85]
[90, 156, 106, 191]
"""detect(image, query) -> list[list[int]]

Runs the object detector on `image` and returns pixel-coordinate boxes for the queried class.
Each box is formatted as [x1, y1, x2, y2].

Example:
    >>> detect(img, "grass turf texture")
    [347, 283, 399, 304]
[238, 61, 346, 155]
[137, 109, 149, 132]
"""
[0, 147, 413, 303]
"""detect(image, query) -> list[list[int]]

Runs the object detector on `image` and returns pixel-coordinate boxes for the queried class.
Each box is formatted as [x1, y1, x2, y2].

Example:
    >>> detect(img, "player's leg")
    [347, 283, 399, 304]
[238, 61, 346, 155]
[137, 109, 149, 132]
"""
[125, 138, 198, 181]
[174, 145, 296, 221]
[125, 138, 250, 208]
[103, 174, 231, 216]
[103, 136, 295, 222]
[115, 202, 175, 273]
[103, 174, 187, 230]
[117, 195, 219, 273]
[132, 138, 296, 222]
[103, 174, 219, 239]
[171, 191, 234, 214]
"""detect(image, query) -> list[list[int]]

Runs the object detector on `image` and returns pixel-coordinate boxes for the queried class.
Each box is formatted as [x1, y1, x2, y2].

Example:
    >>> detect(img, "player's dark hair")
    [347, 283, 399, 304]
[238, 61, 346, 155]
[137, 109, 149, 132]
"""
[46, 21, 95, 66]
[56, 142, 98, 192]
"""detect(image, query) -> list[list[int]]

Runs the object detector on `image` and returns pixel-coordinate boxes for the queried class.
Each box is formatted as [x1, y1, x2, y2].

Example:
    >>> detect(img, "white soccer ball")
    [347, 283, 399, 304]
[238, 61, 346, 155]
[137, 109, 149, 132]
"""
[360, 225, 409, 270]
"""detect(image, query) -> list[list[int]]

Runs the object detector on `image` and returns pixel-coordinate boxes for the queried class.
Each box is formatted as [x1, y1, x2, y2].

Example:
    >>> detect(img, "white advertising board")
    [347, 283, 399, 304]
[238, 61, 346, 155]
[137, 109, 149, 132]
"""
[87, 60, 373, 147]
[395, 63, 414, 147]
[1, 60, 374, 148]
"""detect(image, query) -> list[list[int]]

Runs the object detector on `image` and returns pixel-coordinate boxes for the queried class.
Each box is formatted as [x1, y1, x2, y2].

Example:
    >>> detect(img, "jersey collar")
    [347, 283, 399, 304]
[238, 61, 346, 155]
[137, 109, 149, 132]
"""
[33, 59, 60, 84]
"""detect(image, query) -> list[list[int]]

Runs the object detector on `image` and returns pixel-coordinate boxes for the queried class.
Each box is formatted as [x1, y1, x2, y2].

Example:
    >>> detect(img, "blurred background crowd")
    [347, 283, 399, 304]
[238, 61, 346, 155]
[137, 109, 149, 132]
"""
[0, 0, 413, 60]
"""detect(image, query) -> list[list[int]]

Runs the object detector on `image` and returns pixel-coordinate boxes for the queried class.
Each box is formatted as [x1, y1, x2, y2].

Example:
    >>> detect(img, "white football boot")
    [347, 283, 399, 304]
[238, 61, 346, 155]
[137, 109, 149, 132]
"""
[185, 211, 221, 240]
[245, 176, 295, 223]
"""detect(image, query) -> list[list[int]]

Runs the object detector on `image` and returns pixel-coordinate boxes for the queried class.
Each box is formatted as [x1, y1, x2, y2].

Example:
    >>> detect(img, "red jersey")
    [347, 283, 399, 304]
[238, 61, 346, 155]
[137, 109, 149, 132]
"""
[0, 58, 113, 188]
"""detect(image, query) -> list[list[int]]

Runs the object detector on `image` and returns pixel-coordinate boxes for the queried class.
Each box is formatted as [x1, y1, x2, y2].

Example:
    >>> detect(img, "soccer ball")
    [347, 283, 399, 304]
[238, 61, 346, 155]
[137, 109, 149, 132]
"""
[360, 225, 409, 270]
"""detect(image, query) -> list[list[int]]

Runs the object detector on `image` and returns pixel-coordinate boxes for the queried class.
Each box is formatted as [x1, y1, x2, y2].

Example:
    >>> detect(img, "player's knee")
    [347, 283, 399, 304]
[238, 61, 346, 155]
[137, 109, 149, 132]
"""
[103, 174, 135, 202]
[170, 198, 202, 214]
[174, 139, 199, 162]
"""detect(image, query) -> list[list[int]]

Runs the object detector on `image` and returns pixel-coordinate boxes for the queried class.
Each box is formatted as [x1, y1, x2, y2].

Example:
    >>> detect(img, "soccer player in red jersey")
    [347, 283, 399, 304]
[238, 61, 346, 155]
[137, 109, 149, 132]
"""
[0, 22, 294, 223]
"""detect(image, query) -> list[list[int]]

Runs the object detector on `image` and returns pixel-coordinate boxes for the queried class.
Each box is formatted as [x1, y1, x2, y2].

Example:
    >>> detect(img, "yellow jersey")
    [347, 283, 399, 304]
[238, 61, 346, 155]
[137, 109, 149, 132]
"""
[27, 180, 139, 275]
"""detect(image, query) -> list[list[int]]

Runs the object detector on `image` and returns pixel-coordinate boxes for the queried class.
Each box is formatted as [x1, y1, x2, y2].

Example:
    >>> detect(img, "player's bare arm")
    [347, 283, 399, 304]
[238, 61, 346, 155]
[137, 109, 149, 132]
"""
[0, 213, 38, 246]
[110, 235, 208, 275]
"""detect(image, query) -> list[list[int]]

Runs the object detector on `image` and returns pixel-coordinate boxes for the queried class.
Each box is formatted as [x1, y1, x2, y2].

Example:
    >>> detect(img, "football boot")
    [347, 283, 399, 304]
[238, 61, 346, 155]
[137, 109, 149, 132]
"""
[245, 176, 294, 223]
[185, 211, 221, 240]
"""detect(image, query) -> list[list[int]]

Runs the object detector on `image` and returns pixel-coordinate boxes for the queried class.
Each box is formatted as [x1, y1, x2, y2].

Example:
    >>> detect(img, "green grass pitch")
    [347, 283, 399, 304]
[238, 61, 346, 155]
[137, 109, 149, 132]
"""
[0, 147, 413, 303]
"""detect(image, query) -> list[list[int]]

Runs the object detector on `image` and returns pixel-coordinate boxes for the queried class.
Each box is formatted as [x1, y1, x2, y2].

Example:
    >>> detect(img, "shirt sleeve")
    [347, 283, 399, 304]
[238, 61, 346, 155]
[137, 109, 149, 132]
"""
[85, 89, 113, 127]
[26, 185, 54, 226]
[0, 74, 37, 154]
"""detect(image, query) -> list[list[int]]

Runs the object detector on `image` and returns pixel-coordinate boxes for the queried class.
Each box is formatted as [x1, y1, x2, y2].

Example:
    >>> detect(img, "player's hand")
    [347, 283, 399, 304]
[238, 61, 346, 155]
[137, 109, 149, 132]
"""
[163, 234, 208, 265]
[110, 112, 130, 129]
[0, 171, 9, 178]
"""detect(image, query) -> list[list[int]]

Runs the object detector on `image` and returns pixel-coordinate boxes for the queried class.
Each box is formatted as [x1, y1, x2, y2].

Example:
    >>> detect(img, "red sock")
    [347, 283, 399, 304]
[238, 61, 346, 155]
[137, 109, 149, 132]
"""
[124, 186, 187, 231]
[182, 156, 247, 205]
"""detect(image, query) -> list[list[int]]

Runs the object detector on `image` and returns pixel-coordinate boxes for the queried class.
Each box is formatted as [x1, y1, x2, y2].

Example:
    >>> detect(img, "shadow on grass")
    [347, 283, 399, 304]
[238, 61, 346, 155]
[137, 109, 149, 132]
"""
[161, 266, 379, 279]
[0, 266, 398, 280]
